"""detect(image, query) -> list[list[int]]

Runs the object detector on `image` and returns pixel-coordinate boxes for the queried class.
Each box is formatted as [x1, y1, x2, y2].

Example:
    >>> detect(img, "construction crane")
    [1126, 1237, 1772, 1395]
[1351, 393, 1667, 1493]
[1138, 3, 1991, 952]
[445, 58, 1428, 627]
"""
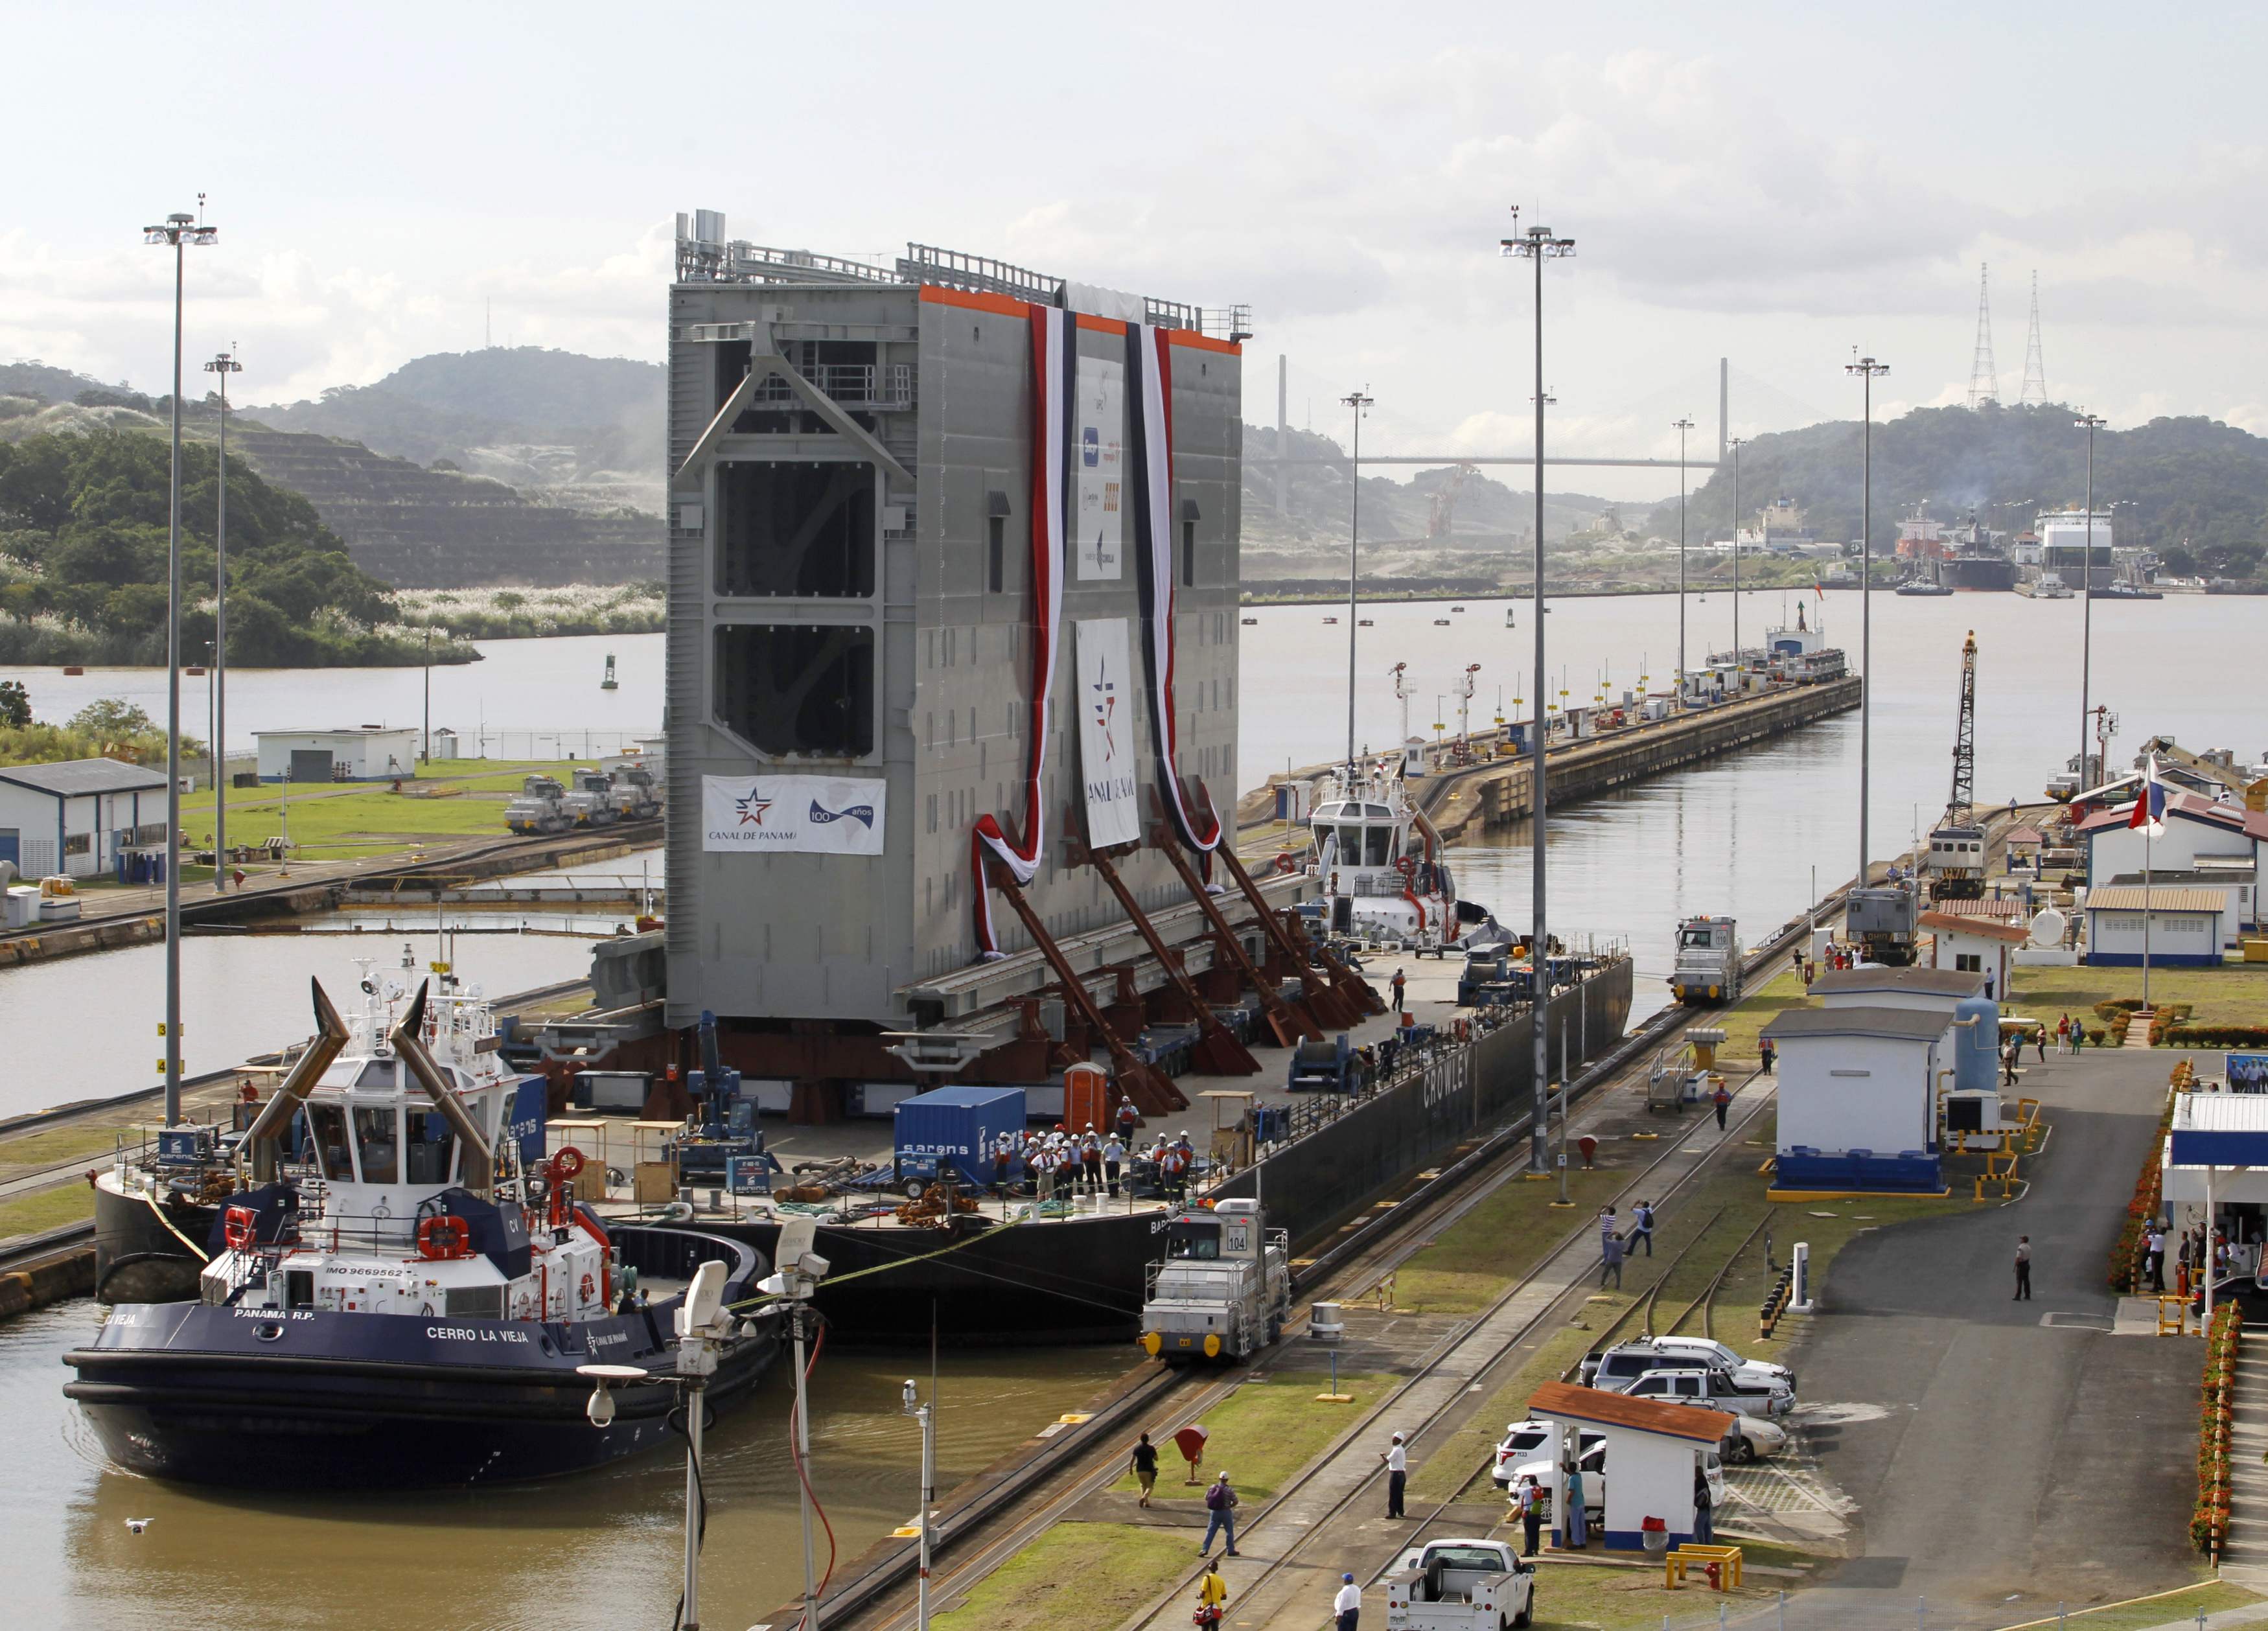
[1426, 462, 1479, 539]
[1926, 630, 1985, 901]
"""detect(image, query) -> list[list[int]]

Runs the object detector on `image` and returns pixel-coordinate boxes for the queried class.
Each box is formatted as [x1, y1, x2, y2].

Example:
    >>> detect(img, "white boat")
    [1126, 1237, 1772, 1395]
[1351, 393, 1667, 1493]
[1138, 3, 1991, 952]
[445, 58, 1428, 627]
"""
[2032, 572, 2074, 600]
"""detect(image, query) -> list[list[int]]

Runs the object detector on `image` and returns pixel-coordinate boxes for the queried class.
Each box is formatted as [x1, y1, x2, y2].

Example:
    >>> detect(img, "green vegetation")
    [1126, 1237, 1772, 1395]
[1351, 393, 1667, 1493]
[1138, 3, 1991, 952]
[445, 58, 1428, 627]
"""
[0, 1124, 130, 1174]
[167, 758, 577, 860]
[0, 697, 199, 769]
[1413, 1318, 1610, 1503]
[2009, 962, 2268, 1033]
[929, 1522, 1193, 1631]
[393, 581, 664, 640]
[0, 1182, 96, 1243]
[1108, 1368, 1393, 1501]
[1391, 1167, 1630, 1316]
[1648, 403, 2268, 581]
[1998, 1582, 2253, 1631]
[0, 430, 479, 667]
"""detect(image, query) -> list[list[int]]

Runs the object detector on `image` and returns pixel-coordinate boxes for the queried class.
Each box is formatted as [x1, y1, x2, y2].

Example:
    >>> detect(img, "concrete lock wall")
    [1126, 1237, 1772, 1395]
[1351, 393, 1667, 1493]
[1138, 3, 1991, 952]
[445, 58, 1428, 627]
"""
[1213, 958, 1633, 1251]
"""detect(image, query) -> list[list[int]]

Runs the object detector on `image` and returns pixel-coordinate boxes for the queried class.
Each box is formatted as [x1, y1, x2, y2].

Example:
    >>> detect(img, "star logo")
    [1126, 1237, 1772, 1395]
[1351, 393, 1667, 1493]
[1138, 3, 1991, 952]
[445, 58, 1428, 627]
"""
[734, 785, 772, 826]
[1090, 654, 1118, 760]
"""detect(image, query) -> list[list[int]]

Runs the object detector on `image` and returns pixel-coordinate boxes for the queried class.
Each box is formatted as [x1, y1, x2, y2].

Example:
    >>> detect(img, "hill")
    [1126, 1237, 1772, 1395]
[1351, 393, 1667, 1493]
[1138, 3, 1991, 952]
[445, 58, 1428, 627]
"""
[251, 347, 667, 515]
[0, 429, 475, 667]
[1646, 402, 2268, 580]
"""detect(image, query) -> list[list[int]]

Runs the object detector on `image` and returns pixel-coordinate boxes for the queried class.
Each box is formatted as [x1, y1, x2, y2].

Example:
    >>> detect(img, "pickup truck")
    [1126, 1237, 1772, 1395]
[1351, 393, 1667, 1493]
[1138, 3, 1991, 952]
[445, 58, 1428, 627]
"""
[1385, 1538, 1535, 1631]
[1619, 1365, 1792, 1418]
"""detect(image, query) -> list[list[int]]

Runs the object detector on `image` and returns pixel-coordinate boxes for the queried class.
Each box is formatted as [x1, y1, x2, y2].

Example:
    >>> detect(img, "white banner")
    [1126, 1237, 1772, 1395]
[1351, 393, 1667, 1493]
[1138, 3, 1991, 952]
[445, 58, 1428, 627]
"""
[1074, 618, 1141, 848]
[702, 774, 886, 855]
[1074, 353, 1125, 580]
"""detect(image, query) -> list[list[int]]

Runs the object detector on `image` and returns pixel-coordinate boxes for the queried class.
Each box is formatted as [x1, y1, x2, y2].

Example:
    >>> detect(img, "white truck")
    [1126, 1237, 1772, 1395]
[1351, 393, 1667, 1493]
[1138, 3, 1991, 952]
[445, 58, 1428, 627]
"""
[1385, 1538, 1536, 1630]
[504, 775, 571, 835]
[1137, 1197, 1290, 1363]
[607, 765, 663, 820]
[1669, 915, 1743, 1005]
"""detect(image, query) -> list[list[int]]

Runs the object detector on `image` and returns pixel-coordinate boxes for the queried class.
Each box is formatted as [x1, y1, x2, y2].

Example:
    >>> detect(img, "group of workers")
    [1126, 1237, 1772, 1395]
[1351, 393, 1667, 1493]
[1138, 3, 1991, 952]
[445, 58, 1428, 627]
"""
[988, 1116, 1203, 1203]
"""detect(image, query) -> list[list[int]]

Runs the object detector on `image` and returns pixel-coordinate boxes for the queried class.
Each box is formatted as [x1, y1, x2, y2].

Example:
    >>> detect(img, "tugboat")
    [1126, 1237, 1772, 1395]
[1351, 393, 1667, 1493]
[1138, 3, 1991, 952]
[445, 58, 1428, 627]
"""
[67, 977, 780, 1487]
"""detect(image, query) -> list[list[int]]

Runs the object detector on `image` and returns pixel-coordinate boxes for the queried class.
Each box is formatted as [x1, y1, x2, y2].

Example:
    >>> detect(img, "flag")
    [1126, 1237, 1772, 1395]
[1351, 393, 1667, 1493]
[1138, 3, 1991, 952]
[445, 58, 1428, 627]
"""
[1812, 580, 1825, 599]
[2128, 754, 2169, 834]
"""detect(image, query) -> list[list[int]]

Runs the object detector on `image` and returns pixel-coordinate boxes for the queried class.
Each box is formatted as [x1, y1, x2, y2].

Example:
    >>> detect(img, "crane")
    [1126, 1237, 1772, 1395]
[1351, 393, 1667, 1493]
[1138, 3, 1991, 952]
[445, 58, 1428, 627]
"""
[1927, 630, 1984, 901]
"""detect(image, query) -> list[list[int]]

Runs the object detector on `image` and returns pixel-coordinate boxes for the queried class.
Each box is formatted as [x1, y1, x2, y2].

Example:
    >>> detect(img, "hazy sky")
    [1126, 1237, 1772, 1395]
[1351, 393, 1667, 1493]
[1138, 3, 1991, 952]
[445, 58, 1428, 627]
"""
[9, 1, 2264, 500]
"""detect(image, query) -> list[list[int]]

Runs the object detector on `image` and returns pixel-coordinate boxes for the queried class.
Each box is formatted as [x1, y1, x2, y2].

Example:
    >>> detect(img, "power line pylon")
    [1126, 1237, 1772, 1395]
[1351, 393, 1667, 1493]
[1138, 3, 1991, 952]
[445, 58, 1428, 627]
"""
[2018, 271, 2048, 406]
[1966, 262, 1998, 410]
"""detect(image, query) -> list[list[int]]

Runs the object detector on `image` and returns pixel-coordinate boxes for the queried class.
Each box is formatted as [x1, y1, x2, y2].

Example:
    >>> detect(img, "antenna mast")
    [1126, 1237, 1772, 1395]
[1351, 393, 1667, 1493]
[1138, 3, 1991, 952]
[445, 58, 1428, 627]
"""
[1966, 263, 1998, 410]
[2018, 272, 2048, 406]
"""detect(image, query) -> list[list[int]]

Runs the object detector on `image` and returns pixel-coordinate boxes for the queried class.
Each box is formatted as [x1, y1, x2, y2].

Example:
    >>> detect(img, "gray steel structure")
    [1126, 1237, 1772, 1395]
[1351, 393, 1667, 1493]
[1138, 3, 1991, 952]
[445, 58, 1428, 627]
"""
[664, 214, 1246, 1037]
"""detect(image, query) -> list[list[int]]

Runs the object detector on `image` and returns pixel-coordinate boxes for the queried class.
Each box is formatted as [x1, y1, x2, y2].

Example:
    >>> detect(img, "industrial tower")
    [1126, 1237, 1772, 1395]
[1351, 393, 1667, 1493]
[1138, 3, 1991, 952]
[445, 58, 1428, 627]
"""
[1925, 629, 1985, 902]
[1966, 263, 1998, 410]
[1946, 629, 1976, 824]
[2018, 272, 2048, 406]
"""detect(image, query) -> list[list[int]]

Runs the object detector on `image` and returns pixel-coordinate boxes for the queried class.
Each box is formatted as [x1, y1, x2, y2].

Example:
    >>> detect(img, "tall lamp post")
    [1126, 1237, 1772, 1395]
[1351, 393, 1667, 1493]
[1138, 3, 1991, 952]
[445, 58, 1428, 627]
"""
[903, 1377, 937, 1631]
[1340, 388, 1374, 770]
[2074, 412, 2107, 791]
[1728, 436, 1748, 660]
[1846, 354, 1888, 896]
[1502, 207, 1574, 1177]
[203, 348, 240, 890]
[1673, 417, 1694, 697]
[144, 202, 217, 1126]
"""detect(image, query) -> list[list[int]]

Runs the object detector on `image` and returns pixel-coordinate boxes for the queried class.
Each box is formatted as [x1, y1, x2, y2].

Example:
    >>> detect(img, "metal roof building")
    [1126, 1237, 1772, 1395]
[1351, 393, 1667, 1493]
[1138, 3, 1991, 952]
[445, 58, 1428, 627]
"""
[0, 757, 169, 880]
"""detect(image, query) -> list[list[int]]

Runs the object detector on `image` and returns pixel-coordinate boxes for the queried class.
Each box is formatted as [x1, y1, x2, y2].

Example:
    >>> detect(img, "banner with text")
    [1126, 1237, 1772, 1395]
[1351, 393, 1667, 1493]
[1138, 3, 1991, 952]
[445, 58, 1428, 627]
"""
[1074, 353, 1125, 580]
[1074, 618, 1141, 848]
[702, 774, 887, 855]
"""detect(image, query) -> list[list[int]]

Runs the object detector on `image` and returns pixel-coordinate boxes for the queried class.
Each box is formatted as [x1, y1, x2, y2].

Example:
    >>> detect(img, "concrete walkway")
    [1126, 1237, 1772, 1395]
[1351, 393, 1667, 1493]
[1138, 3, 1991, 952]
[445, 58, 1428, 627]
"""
[2219, 1343, 2268, 1589]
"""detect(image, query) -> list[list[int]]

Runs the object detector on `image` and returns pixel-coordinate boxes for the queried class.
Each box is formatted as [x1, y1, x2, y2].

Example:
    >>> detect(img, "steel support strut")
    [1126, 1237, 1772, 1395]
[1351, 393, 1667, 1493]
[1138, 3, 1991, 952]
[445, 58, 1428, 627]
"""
[1144, 826, 1320, 1047]
[980, 857, 1186, 1115]
[1080, 841, 1262, 1076]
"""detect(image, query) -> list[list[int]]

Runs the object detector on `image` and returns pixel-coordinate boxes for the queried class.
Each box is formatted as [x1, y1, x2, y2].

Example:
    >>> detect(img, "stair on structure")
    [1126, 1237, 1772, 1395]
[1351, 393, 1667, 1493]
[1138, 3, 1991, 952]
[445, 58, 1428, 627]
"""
[2219, 1338, 2268, 1588]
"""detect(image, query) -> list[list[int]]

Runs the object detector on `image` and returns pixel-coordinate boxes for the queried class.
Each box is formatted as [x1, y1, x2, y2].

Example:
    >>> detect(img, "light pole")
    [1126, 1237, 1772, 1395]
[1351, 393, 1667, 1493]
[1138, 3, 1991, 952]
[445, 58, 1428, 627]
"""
[1341, 388, 1374, 770]
[1846, 354, 1888, 894]
[1674, 417, 1694, 694]
[1728, 437, 1748, 662]
[2075, 413, 2107, 791]
[144, 202, 217, 1126]
[203, 348, 239, 890]
[903, 1378, 937, 1631]
[1502, 207, 1574, 1177]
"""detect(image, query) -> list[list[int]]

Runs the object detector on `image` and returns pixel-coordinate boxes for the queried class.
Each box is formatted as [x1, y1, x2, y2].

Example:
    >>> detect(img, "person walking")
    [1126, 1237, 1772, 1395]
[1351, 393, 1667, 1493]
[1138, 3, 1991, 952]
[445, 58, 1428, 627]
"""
[2033, 1023, 2048, 1063]
[2014, 1235, 2033, 1301]
[2146, 1224, 2166, 1293]
[1199, 1471, 1240, 1558]
[1194, 1558, 1228, 1628]
[1759, 1037, 1776, 1076]
[1517, 1475, 1544, 1556]
[1712, 1080, 1732, 1131]
[1564, 1462, 1588, 1549]
[2055, 1013, 2070, 1055]
[1630, 1199, 1655, 1257]
[1389, 967, 1407, 1014]
[2002, 1035, 2021, 1089]
[1600, 1230, 1625, 1290]
[1130, 1431, 1159, 1509]
[1333, 1573, 1363, 1631]
[1382, 1431, 1408, 1518]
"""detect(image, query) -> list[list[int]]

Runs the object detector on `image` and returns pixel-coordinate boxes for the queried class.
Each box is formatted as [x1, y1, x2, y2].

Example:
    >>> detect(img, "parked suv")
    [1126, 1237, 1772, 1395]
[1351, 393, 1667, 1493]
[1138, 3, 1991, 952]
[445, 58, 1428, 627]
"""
[1619, 1365, 1792, 1418]
[1582, 1337, 1791, 1400]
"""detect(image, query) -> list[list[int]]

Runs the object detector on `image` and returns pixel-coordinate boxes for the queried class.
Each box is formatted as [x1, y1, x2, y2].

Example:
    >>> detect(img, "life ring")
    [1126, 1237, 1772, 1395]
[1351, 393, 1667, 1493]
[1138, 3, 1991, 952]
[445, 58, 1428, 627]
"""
[416, 1214, 472, 1261]
[580, 1272, 597, 1305]
[1395, 855, 1417, 881]
[1273, 852, 1296, 875]
[553, 1146, 586, 1181]
[222, 1205, 257, 1251]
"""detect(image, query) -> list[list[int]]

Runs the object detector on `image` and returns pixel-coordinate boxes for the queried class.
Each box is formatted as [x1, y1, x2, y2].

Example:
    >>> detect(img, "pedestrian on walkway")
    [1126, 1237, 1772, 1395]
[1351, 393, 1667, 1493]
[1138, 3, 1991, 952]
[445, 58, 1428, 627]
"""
[2014, 1235, 2033, 1301]
[1517, 1476, 1544, 1556]
[1199, 1471, 1241, 1558]
[1693, 1470, 1715, 1545]
[2146, 1225, 2166, 1293]
[1381, 1431, 1408, 1517]
[2034, 1024, 2047, 1063]
[1390, 967, 1407, 1013]
[1194, 1558, 1228, 1628]
[1630, 1200, 1655, 1257]
[1103, 1133, 1125, 1198]
[1598, 1205, 1617, 1244]
[1564, 1463, 1589, 1549]
[1804, 958, 1817, 989]
[1600, 1231, 1625, 1290]
[1130, 1431, 1159, 1508]
[1333, 1573, 1363, 1631]
[1759, 1038, 1776, 1076]
[2056, 1013, 2070, 1055]
[1712, 1080, 1732, 1131]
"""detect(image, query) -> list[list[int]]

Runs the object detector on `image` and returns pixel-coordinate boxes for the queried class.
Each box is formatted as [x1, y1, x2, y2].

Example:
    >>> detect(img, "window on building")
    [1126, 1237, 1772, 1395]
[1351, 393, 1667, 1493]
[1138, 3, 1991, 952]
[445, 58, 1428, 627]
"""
[988, 517, 1006, 594]
[305, 1103, 354, 1183]
[713, 625, 875, 758]
[715, 461, 876, 597]
[406, 1109, 457, 1186]
[63, 833, 91, 857]
[1954, 953, 1982, 973]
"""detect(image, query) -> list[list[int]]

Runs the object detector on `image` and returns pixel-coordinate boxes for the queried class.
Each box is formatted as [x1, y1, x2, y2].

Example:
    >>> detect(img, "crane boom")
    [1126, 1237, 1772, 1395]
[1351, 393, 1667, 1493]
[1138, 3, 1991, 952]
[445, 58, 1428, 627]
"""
[1947, 629, 1976, 826]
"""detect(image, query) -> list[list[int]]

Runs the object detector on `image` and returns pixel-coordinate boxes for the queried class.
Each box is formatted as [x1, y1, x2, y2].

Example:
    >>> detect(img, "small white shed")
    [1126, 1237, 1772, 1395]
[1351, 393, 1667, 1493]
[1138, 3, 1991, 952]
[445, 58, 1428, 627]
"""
[1528, 1380, 1735, 1551]
[1763, 1005, 1951, 1194]
[0, 758, 169, 879]
[1921, 910, 2030, 1002]
[254, 728, 419, 783]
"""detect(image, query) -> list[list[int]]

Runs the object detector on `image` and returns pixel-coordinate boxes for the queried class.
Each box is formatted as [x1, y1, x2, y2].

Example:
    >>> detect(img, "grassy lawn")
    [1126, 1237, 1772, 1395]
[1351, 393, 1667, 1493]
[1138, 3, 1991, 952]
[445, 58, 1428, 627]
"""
[2001, 1580, 2256, 1631]
[1107, 1368, 1394, 1501]
[0, 1124, 133, 1174]
[931, 1521, 1194, 1631]
[1525, 1551, 1791, 1629]
[1711, 966, 1816, 1061]
[2009, 962, 2268, 1034]
[1419, 1315, 1626, 1503]
[1391, 1166, 1632, 1316]
[0, 1182, 96, 1243]
[161, 760, 590, 861]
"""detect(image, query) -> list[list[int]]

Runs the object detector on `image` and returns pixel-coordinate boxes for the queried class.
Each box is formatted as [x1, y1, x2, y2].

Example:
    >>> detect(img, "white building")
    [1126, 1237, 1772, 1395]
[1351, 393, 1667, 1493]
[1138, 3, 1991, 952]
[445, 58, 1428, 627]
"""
[0, 758, 170, 880]
[1811, 964, 1985, 1021]
[1921, 910, 2030, 1002]
[1763, 1004, 1960, 1193]
[1527, 1380, 1736, 1551]
[2083, 885, 2227, 969]
[254, 728, 420, 783]
[2079, 792, 2263, 934]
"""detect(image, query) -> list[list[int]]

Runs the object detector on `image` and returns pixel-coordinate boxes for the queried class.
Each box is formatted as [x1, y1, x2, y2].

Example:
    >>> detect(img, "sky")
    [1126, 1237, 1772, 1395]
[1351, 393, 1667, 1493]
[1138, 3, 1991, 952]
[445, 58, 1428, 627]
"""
[8, 1, 2266, 502]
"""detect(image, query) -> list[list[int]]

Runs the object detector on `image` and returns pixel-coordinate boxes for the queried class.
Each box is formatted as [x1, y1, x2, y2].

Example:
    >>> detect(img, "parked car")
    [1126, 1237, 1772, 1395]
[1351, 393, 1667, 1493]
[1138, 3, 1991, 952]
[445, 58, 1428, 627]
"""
[1583, 1338, 1791, 1402]
[1619, 1365, 1793, 1418]
[1505, 1434, 1726, 1518]
[1490, 1420, 1600, 1488]
[1717, 1413, 1789, 1464]
[1645, 1334, 1796, 1393]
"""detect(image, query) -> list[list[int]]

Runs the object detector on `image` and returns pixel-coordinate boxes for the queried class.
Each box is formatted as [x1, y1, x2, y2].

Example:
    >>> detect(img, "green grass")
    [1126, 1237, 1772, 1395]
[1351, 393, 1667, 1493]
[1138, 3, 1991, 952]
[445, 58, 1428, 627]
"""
[1522, 1550, 1792, 1629]
[1422, 1317, 1623, 1503]
[1993, 1580, 2255, 1631]
[0, 1182, 96, 1243]
[2009, 962, 2268, 1032]
[1391, 1166, 1633, 1316]
[0, 1124, 132, 1172]
[930, 1522, 1196, 1631]
[1107, 1368, 1394, 1501]
[1710, 966, 1816, 1061]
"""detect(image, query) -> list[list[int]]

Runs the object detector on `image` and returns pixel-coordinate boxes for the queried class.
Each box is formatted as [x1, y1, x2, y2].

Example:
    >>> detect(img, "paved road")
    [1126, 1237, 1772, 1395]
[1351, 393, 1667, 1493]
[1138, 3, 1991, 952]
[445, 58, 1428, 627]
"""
[1790, 1047, 2199, 1626]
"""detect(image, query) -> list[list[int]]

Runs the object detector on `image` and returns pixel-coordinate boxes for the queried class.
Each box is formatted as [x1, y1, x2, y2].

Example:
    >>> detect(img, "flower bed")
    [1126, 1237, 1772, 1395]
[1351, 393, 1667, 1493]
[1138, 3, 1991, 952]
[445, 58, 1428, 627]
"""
[2109, 1091, 2177, 1291]
[2166, 1023, 2268, 1049]
[2193, 1301, 2241, 1555]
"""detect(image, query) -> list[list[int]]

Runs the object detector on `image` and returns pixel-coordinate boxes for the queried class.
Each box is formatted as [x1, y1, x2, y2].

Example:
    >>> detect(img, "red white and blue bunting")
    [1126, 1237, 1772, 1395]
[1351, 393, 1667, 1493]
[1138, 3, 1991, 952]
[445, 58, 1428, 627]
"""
[969, 308, 1218, 960]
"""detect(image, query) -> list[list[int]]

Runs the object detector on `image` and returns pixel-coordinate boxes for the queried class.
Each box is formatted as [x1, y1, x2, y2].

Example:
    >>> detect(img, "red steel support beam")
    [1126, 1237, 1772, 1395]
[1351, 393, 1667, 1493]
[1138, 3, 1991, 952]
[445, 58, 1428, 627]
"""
[1144, 819, 1320, 1047]
[1083, 844, 1262, 1076]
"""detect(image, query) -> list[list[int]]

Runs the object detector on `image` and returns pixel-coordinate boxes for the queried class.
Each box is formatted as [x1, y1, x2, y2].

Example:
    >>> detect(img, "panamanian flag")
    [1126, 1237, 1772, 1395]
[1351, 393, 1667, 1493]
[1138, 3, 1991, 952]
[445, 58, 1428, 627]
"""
[2128, 754, 2169, 835]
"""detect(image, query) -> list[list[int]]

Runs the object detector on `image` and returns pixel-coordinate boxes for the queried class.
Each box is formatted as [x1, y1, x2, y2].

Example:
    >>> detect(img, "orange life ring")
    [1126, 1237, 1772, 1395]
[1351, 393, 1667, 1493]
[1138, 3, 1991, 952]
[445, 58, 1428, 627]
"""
[552, 1146, 586, 1181]
[223, 1205, 257, 1251]
[416, 1214, 472, 1261]
[1273, 851, 1297, 875]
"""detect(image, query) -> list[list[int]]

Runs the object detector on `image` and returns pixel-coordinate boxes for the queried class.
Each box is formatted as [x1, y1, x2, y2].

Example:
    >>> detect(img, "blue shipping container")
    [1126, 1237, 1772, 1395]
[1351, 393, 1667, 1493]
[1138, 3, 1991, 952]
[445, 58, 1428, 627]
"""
[894, 1085, 1028, 1187]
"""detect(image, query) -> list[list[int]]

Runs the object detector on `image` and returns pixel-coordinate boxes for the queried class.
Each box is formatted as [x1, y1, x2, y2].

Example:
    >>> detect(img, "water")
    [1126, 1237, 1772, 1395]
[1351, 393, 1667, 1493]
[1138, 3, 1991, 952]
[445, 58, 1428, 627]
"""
[6, 1299, 1128, 1631]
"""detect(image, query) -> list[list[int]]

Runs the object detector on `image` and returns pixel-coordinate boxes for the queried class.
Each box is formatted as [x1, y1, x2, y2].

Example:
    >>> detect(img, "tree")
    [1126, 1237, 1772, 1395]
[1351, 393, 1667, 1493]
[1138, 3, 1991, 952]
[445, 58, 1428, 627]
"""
[0, 680, 27, 728]
[68, 697, 157, 738]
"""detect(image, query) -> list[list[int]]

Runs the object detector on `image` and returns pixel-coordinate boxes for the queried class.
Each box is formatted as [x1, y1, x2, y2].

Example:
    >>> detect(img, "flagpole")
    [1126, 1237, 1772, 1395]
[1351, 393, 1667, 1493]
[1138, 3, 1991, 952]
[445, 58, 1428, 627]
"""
[2142, 786, 2153, 1012]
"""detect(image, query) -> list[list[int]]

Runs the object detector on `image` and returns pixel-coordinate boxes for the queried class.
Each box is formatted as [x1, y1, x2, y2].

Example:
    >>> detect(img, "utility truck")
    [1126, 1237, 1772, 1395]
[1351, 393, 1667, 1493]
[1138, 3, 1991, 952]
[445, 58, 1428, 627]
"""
[1669, 916, 1742, 1004]
[1384, 1538, 1536, 1631]
[1137, 1197, 1290, 1363]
